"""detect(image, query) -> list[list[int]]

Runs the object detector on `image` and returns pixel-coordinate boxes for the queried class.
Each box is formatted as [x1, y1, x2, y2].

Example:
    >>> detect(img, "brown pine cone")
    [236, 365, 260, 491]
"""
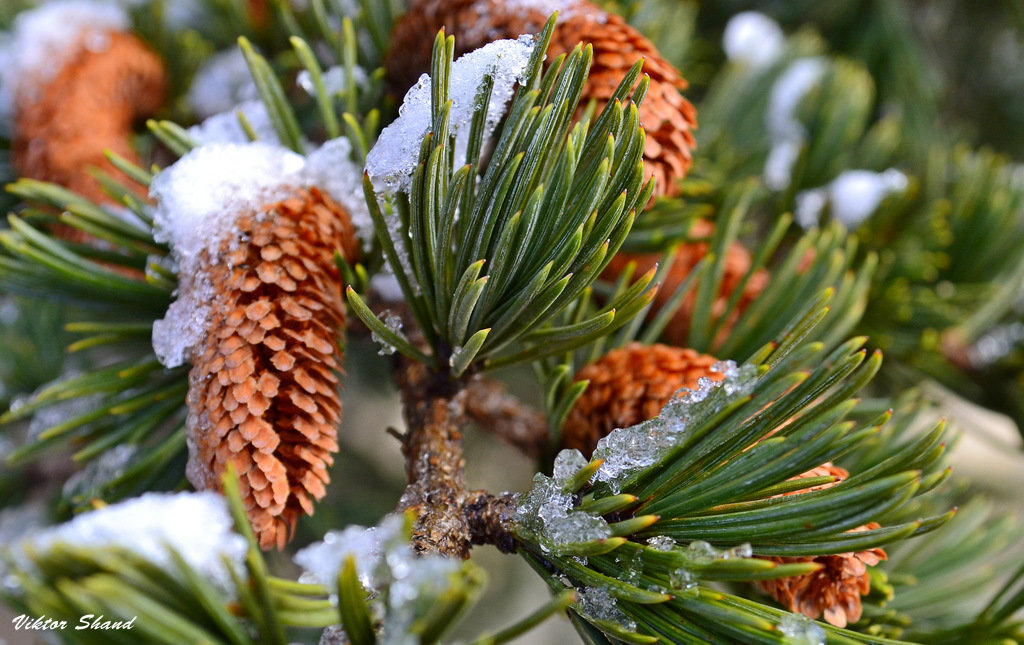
[561, 342, 724, 457]
[386, 0, 696, 198]
[12, 30, 167, 208]
[602, 221, 770, 349]
[186, 187, 357, 550]
[755, 463, 887, 627]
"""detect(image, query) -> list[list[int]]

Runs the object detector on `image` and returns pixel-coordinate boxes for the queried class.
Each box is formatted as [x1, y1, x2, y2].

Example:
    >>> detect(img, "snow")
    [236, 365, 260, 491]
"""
[764, 58, 827, 191]
[306, 137, 374, 249]
[778, 612, 826, 645]
[294, 513, 462, 643]
[297, 65, 369, 97]
[365, 35, 535, 194]
[62, 444, 137, 499]
[794, 169, 908, 229]
[27, 391, 105, 443]
[591, 361, 758, 493]
[8, 492, 248, 591]
[187, 48, 260, 119]
[369, 264, 407, 303]
[0, 0, 129, 126]
[149, 143, 307, 367]
[187, 100, 281, 145]
[723, 11, 785, 70]
[370, 312, 404, 355]
[970, 321, 1024, 367]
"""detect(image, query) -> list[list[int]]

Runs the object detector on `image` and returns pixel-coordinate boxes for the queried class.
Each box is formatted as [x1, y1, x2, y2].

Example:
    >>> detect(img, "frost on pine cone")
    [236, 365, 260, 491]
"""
[756, 463, 888, 628]
[11, 30, 167, 206]
[603, 221, 769, 347]
[561, 342, 724, 457]
[185, 187, 357, 550]
[386, 0, 697, 197]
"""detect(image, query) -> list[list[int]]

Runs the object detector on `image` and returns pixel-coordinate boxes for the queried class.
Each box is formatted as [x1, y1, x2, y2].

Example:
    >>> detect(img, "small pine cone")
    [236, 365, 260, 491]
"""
[186, 187, 358, 550]
[11, 30, 167, 209]
[755, 464, 887, 628]
[561, 342, 724, 457]
[602, 221, 770, 349]
[386, 0, 696, 198]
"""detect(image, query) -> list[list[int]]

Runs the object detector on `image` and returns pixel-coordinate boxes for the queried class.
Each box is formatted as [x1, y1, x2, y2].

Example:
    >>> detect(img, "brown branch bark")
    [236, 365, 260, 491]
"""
[395, 357, 474, 557]
[465, 376, 550, 458]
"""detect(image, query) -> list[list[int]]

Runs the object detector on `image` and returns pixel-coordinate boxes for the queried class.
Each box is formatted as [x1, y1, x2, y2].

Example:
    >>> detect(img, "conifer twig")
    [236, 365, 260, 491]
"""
[395, 357, 474, 557]
[465, 376, 549, 458]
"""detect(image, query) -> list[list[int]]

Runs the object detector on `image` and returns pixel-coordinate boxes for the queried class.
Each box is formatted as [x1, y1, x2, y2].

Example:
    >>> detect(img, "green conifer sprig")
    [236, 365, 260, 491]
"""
[513, 307, 952, 644]
[349, 21, 657, 375]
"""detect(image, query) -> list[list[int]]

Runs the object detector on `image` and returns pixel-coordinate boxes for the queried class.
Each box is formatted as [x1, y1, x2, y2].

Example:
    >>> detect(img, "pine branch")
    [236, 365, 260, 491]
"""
[465, 375, 549, 458]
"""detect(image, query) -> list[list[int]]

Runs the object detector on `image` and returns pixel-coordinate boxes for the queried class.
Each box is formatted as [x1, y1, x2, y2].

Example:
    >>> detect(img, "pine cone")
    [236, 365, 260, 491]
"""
[561, 342, 724, 457]
[386, 0, 696, 198]
[12, 30, 167, 208]
[755, 463, 887, 628]
[602, 221, 769, 349]
[186, 187, 357, 550]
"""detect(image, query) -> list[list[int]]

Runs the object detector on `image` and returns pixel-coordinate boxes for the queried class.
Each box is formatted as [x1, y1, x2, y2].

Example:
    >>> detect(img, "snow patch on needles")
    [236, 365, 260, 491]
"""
[9, 492, 247, 591]
[723, 11, 785, 70]
[794, 169, 908, 229]
[306, 137, 374, 249]
[150, 143, 306, 367]
[764, 58, 826, 191]
[592, 361, 757, 493]
[187, 100, 281, 145]
[0, 0, 129, 126]
[365, 35, 535, 194]
[294, 514, 462, 641]
[298, 65, 369, 97]
[187, 48, 260, 119]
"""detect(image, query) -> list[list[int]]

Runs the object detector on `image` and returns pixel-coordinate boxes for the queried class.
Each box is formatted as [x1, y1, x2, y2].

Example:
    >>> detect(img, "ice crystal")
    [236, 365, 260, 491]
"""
[723, 11, 785, 70]
[552, 448, 589, 483]
[577, 586, 636, 632]
[370, 311, 404, 356]
[684, 540, 720, 565]
[591, 362, 758, 493]
[669, 565, 698, 594]
[646, 535, 675, 551]
[365, 35, 534, 194]
[778, 612, 826, 645]
[514, 471, 611, 553]
[10, 492, 247, 591]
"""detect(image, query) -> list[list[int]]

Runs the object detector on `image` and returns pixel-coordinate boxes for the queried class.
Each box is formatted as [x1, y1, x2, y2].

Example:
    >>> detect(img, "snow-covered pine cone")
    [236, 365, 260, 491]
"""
[386, 0, 696, 198]
[561, 342, 724, 458]
[11, 29, 166, 207]
[563, 343, 886, 627]
[186, 187, 358, 550]
[602, 220, 770, 348]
